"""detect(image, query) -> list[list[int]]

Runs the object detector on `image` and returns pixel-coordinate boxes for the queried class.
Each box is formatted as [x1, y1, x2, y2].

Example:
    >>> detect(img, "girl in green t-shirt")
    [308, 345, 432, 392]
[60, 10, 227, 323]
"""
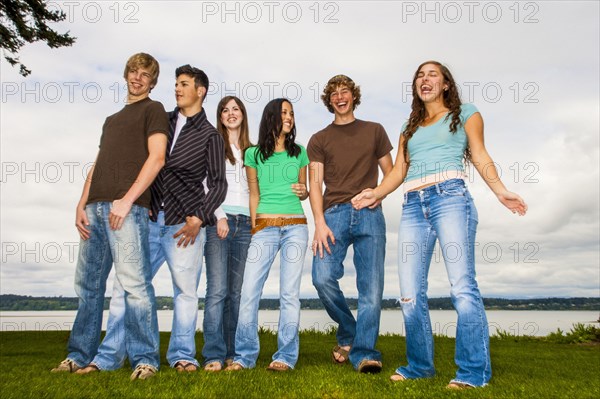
[226, 98, 309, 372]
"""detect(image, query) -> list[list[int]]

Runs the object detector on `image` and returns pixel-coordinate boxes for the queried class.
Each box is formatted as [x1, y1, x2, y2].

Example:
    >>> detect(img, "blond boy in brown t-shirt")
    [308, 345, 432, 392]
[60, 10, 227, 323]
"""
[52, 53, 168, 381]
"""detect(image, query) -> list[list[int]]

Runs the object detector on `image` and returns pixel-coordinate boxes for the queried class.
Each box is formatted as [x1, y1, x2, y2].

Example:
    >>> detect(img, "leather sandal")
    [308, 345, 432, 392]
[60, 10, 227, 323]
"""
[331, 345, 350, 365]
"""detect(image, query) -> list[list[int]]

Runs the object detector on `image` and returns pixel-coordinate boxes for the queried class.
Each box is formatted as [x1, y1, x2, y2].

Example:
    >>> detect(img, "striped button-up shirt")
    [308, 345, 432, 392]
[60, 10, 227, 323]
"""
[150, 107, 227, 226]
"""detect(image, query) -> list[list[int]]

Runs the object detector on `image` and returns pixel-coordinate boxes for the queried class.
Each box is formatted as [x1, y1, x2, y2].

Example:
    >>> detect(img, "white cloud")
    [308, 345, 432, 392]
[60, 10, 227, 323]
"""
[1, 1, 598, 299]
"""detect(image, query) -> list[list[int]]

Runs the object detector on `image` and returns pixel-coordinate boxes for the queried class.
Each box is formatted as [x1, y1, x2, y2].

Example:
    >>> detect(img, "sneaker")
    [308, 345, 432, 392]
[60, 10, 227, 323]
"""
[130, 364, 157, 381]
[51, 359, 82, 373]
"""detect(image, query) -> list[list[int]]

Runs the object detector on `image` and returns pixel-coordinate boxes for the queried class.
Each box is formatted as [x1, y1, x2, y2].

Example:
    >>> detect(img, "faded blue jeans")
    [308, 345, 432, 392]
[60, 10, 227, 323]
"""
[92, 211, 205, 370]
[233, 223, 308, 369]
[395, 179, 491, 387]
[66, 202, 159, 370]
[202, 214, 252, 365]
[312, 203, 386, 369]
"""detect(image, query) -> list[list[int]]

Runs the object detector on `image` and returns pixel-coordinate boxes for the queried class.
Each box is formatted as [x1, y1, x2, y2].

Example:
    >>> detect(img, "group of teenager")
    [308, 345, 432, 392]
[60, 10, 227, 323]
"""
[51, 52, 527, 388]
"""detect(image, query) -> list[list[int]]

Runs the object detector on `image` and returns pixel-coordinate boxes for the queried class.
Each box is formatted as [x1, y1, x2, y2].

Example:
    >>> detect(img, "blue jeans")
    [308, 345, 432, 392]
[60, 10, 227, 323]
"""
[66, 202, 159, 369]
[92, 211, 205, 369]
[233, 223, 308, 369]
[312, 203, 386, 369]
[202, 214, 252, 365]
[396, 179, 491, 387]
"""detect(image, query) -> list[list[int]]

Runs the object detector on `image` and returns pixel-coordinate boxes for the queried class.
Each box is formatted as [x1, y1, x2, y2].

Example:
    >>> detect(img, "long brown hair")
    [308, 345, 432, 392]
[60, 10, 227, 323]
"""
[402, 61, 470, 163]
[216, 96, 252, 165]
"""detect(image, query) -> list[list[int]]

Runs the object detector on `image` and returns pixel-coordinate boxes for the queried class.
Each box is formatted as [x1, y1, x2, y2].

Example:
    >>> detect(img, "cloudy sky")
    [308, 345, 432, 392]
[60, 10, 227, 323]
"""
[1, 1, 598, 300]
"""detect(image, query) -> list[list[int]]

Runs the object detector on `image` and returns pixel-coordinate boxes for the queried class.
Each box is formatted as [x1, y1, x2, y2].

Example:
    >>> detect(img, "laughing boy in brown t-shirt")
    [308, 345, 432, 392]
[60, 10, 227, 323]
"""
[307, 74, 392, 374]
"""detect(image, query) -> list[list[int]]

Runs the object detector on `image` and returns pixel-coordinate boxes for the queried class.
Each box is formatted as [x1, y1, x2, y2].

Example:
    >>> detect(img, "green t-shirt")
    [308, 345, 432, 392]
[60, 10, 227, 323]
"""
[244, 145, 309, 214]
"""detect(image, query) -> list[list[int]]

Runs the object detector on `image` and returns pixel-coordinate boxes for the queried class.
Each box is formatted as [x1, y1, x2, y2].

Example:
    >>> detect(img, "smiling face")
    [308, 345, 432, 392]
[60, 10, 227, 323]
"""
[220, 98, 244, 131]
[329, 84, 354, 118]
[175, 74, 203, 111]
[415, 63, 448, 104]
[126, 66, 154, 101]
[280, 101, 294, 135]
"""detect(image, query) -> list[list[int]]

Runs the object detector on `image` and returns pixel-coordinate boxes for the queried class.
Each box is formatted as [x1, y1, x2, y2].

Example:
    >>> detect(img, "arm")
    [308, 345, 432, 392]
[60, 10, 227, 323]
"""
[204, 178, 229, 239]
[352, 136, 409, 209]
[75, 158, 96, 240]
[291, 165, 309, 201]
[195, 134, 228, 226]
[109, 132, 167, 230]
[365, 152, 394, 208]
[215, 207, 229, 239]
[465, 112, 527, 215]
[246, 166, 259, 228]
[308, 161, 335, 257]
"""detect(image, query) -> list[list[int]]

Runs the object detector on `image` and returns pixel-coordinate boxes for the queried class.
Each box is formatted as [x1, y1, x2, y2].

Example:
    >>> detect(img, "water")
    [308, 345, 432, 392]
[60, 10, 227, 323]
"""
[1, 310, 598, 337]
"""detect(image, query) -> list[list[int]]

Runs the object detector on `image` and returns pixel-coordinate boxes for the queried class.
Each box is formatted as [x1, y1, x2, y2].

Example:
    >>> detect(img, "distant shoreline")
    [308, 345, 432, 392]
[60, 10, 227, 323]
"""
[1, 294, 598, 311]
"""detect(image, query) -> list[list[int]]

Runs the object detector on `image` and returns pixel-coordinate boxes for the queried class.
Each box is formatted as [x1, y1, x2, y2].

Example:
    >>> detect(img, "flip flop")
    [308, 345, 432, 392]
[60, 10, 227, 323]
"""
[75, 364, 100, 374]
[203, 361, 222, 372]
[174, 361, 198, 373]
[266, 361, 290, 372]
[332, 345, 350, 365]
[357, 359, 382, 374]
[224, 363, 244, 371]
[447, 382, 474, 390]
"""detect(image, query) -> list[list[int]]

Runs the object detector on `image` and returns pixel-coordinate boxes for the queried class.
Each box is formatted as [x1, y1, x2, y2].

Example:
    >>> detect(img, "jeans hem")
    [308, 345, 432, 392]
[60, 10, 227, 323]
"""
[169, 359, 199, 368]
[132, 361, 160, 370]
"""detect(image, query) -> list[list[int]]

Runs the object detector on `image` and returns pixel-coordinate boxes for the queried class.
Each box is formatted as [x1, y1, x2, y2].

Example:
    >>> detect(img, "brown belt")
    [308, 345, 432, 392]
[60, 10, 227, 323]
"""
[251, 217, 307, 235]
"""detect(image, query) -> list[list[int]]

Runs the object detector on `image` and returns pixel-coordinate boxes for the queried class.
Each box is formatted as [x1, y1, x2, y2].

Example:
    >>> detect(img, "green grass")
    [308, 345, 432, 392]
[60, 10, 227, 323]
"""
[1, 329, 599, 399]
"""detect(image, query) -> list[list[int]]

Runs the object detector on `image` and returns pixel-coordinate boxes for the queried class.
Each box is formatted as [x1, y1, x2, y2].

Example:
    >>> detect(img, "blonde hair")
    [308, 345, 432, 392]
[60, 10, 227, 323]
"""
[123, 53, 160, 88]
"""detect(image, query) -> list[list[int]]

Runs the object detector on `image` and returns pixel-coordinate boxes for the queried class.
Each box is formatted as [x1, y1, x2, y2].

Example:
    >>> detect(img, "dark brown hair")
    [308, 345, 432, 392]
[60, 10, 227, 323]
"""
[216, 96, 252, 165]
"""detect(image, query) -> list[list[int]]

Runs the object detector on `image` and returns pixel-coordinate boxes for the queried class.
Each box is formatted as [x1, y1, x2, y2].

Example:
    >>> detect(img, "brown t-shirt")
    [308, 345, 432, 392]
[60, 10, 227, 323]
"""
[87, 97, 168, 208]
[307, 119, 393, 211]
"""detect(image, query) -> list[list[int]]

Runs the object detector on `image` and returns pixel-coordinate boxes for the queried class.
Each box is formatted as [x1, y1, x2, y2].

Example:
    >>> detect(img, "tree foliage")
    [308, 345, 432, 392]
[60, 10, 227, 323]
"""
[0, 0, 75, 76]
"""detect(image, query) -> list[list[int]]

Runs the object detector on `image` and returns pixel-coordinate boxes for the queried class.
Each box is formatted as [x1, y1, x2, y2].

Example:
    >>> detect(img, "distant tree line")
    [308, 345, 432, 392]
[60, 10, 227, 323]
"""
[1, 295, 598, 311]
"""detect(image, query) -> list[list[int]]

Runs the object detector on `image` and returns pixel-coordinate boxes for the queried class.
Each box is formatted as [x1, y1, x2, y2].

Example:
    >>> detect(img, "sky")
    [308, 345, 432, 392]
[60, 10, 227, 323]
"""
[1, 0, 599, 300]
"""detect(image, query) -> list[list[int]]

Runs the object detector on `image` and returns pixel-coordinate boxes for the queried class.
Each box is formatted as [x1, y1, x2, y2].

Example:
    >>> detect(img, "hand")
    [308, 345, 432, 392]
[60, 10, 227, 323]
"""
[351, 188, 378, 210]
[497, 190, 528, 216]
[75, 205, 90, 240]
[173, 216, 202, 248]
[216, 217, 229, 239]
[291, 183, 308, 199]
[109, 199, 133, 230]
[312, 221, 335, 258]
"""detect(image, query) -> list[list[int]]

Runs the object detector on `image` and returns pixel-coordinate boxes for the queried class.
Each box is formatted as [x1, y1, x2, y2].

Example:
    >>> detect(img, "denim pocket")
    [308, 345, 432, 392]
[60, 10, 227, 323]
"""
[440, 185, 466, 197]
[324, 204, 339, 215]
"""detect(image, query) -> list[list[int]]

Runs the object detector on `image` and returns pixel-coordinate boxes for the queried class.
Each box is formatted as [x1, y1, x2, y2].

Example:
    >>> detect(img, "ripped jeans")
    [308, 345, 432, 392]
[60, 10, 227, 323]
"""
[396, 179, 491, 387]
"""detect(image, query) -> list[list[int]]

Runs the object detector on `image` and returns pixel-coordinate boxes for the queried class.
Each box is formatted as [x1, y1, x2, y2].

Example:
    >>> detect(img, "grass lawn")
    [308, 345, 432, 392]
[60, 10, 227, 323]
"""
[1, 329, 598, 398]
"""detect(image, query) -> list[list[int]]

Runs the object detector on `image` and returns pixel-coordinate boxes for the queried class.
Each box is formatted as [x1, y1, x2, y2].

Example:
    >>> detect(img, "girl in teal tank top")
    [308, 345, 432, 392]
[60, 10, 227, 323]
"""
[352, 61, 528, 388]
